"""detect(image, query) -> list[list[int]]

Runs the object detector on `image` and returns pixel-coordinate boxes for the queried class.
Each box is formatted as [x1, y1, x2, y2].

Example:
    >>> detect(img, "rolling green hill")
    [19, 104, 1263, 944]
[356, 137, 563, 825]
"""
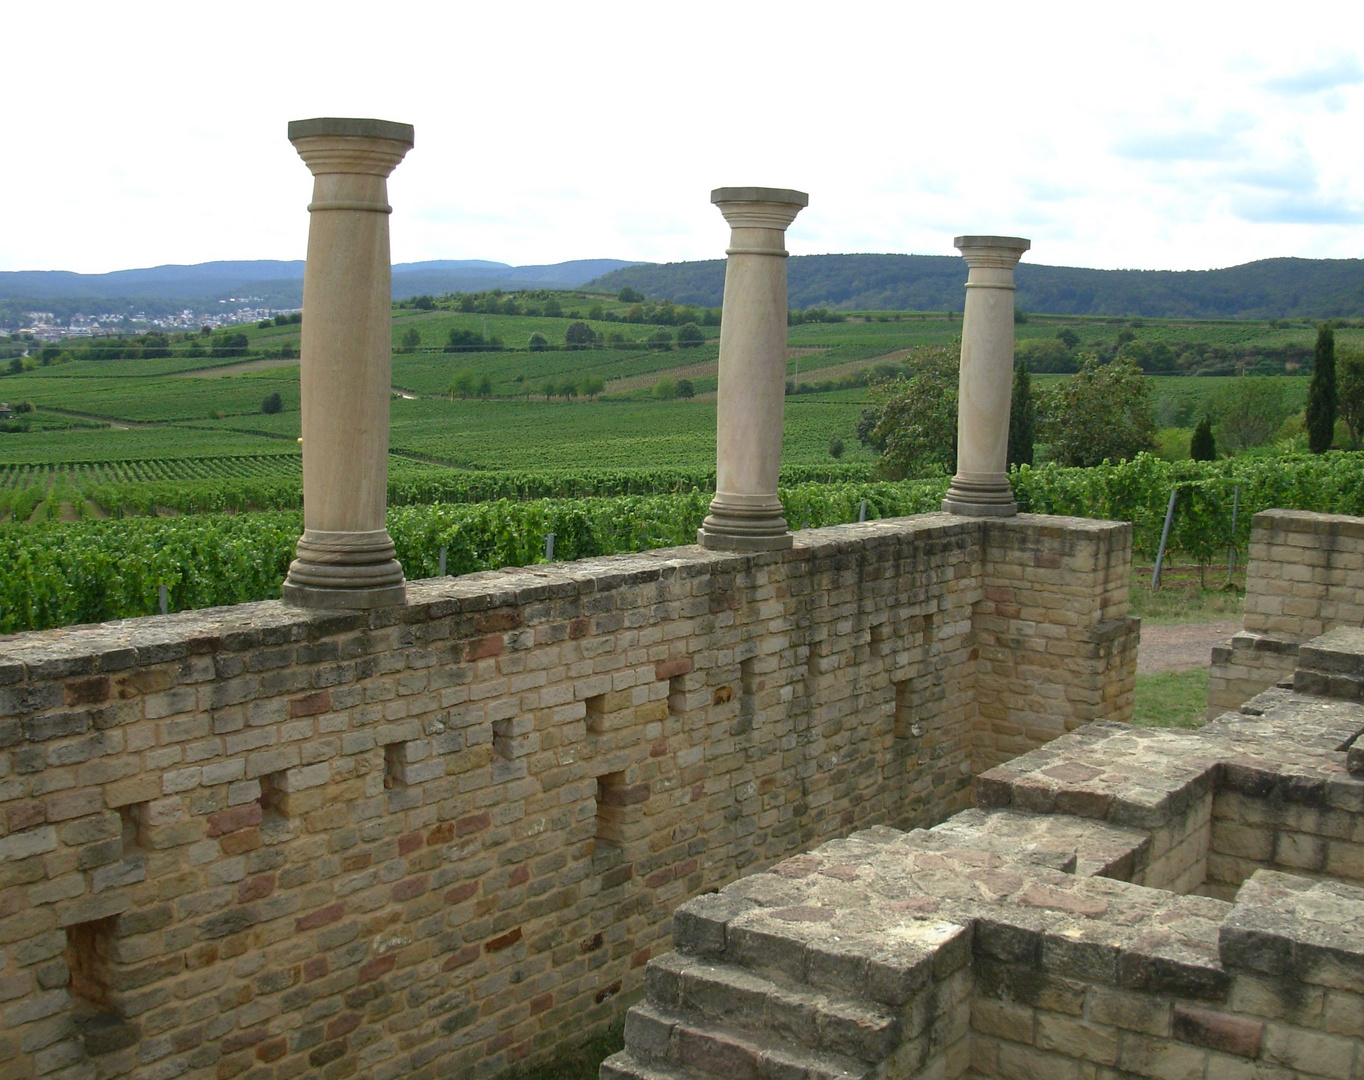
[590, 254, 1364, 319]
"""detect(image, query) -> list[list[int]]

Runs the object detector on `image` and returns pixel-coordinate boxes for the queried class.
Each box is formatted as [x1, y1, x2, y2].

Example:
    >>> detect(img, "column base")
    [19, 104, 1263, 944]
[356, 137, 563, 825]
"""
[697, 492, 792, 552]
[696, 528, 794, 552]
[282, 582, 408, 609]
[281, 528, 407, 609]
[941, 475, 1017, 517]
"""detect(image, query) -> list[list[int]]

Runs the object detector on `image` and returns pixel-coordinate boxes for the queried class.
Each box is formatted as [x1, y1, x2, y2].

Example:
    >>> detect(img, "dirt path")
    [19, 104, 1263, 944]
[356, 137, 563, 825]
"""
[175, 357, 301, 377]
[1138, 620, 1241, 675]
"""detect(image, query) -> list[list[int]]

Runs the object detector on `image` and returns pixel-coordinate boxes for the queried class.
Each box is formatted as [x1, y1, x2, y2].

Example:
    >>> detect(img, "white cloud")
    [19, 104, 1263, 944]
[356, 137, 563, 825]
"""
[2, 1, 1363, 274]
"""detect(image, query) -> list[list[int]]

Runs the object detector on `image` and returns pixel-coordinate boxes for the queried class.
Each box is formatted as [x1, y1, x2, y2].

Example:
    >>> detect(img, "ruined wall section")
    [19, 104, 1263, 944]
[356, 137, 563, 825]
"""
[0, 514, 1135, 1080]
[1210, 509, 1364, 718]
[974, 515, 1137, 773]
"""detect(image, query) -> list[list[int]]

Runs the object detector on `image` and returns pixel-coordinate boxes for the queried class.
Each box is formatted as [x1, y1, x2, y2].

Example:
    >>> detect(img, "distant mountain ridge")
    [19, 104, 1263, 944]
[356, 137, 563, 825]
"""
[588, 253, 1364, 320]
[8, 252, 1364, 320]
[0, 258, 642, 308]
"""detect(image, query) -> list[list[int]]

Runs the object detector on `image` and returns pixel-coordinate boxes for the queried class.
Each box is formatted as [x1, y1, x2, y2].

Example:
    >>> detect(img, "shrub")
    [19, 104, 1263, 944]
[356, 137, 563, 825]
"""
[261, 392, 283, 415]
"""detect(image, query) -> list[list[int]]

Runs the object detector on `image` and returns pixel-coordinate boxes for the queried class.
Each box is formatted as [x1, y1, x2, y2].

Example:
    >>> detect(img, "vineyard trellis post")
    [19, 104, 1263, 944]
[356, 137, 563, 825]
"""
[1227, 483, 1240, 584]
[1151, 486, 1178, 591]
[545, 532, 555, 561]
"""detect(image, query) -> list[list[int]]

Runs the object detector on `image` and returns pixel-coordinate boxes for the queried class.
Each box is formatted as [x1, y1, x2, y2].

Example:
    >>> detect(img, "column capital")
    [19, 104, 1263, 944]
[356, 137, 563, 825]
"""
[289, 117, 413, 180]
[712, 187, 808, 238]
[954, 235, 1031, 270]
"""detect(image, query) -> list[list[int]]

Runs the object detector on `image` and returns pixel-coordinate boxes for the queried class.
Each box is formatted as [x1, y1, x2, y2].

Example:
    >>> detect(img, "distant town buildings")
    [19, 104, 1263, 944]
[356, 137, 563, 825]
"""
[11, 304, 298, 341]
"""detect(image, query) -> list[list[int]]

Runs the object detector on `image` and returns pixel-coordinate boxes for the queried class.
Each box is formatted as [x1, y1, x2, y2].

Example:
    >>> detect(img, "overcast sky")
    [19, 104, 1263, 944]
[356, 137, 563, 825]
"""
[6, 1, 1364, 275]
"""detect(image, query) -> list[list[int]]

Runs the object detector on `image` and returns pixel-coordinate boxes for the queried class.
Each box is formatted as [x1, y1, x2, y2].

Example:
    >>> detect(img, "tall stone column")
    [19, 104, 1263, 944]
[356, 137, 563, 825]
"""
[281, 117, 413, 609]
[941, 235, 1031, 517]
[698, 187, 808, 551]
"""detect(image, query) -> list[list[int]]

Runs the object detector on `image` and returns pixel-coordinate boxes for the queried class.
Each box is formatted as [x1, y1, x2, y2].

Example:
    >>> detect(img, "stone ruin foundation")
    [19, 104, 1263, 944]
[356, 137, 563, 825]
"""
[607, 629, 1364, 1080]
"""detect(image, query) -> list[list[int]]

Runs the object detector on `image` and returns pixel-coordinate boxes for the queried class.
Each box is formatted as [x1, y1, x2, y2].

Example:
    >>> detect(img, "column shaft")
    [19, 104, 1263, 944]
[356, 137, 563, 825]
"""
[282, 118, 413, 608]
[942, 235, 1030, 517]
[698, 187, 808, 551]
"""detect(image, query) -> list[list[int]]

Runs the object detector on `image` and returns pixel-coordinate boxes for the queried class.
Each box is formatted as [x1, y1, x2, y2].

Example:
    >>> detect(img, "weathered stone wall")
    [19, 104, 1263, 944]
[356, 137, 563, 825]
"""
[0, 513, 1136, 1080]
[609, 626, 1364, 1080]
[1209, 509, 1364, 718]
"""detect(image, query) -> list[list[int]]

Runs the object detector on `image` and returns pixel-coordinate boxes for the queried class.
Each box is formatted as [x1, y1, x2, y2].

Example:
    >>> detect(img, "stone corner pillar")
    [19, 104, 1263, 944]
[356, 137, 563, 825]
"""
[281, 117, 413, 610]
[942, 234, 1031, 518]
[698, 186, 808, 552]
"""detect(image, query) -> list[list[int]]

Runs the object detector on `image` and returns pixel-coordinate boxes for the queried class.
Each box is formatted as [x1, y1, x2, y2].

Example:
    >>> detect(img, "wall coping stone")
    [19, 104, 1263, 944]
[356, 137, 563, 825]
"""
[0, 513, 1125, 684]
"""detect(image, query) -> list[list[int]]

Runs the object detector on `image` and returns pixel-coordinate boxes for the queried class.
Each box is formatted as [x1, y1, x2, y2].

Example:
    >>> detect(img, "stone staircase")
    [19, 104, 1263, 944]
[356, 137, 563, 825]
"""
[601, 890, 968, 1080]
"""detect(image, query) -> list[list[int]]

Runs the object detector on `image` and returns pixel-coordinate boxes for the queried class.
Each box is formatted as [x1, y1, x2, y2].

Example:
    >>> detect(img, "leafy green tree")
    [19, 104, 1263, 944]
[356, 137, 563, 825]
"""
[653, 377, 678, 399]
[564, 321, 597, 349]
[1039, 355, 1156, 467]
[1015, 338, 1077, 373]
[8, 358, 23, 374]
[444, 328, 485, 352]
[279, 340, 296, 360]
[582, 374, 606, 399]
[528, 332, 549, 352]
[1056, 328, 1080, 349]
[1007, 361, 1034, 468]
[829, 437, 844, 459]
[559, 380, 578, 401]
[541, 379, 556, 401]
[676, 323, 705, 348]
[676, 378, 695, 399]
[1189, 415, 1216, 460]
[1337, 346, 1364, 448]
[457, 295, 477, 313]
[647, 329, 673, 351]
[542, 297, 563, 318]
[1307, 324, 1337, 453]
[400, 327, 421, 353]
[476, 373, 493, 399]
[1209, 377, 1289, 454]
[449, 370, 476, 399]
[866, 346, 959, 479]
[261, 392, 283, 415]
[211, 332, 249, 358]
[617, 286, 643, 303]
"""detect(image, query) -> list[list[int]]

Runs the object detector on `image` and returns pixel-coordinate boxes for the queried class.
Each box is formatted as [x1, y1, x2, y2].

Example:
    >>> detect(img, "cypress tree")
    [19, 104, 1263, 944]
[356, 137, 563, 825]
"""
[1008, 361, 1035, 468]
[1189, 414, 1216, 461]
[1307, 324, 1337, 453]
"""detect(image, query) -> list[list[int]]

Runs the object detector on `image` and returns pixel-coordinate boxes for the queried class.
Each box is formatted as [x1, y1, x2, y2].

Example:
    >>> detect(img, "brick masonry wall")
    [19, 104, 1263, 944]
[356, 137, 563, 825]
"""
[975, 516, 1136, 772]
[1210, 509, 1364, 718]
[0, 513, 1137, 1080]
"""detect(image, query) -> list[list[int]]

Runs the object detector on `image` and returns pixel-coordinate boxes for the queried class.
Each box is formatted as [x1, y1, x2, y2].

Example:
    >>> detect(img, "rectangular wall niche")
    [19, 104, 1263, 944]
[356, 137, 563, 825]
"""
[65, 918, 116, 1012]
[595, 771, 648, 848]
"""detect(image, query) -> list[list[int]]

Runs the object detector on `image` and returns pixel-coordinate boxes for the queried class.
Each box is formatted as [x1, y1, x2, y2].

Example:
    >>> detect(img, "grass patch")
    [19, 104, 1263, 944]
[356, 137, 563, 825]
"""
[507, 1022, 624, 1080]
[1129, 564, 1244, 625]
[1133, 668, 1208, 729]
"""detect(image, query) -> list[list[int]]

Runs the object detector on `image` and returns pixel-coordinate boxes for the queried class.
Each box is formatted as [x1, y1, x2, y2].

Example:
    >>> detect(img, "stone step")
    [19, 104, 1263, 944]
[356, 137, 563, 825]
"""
[600, 1049, 706, 1080]
[643, 950, 900, 1064]
[622, 1000, 876, 1080]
